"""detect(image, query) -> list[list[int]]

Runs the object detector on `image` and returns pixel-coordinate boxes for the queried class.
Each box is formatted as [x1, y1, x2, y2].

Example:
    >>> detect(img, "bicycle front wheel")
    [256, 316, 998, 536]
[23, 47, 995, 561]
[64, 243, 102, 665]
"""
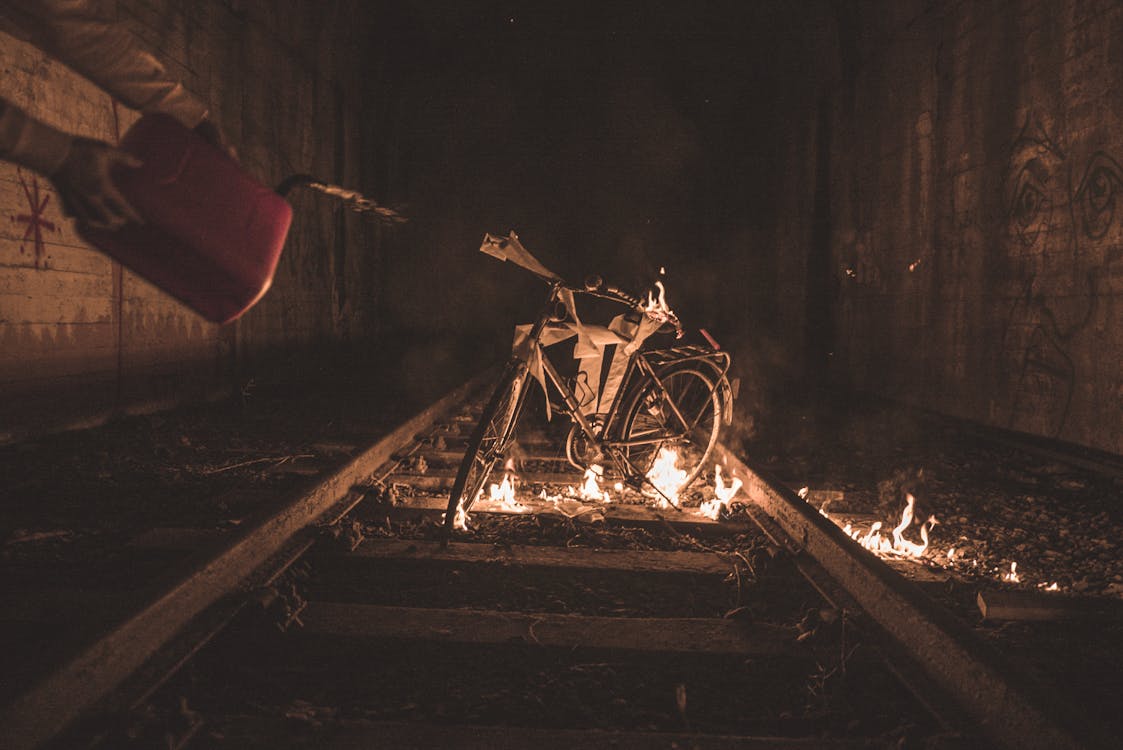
[443, 362, 529, 535]
[620, 367, 721, 496]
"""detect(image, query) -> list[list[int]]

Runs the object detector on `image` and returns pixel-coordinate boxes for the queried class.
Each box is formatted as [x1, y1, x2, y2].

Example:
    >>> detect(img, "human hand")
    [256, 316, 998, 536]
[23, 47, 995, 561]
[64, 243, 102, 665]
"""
[49, 138, 143, 231]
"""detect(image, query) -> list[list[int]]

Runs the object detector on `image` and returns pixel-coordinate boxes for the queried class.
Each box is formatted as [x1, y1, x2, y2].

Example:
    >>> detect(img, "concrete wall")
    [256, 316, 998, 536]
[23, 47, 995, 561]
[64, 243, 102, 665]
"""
[0, 0, 384, 440]
[818, 0, 1123, 455]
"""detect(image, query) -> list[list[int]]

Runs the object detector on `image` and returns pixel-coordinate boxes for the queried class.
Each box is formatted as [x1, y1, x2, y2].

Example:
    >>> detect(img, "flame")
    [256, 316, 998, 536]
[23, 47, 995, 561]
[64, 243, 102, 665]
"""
[486, 473, 527, 513]
[448, 497, 470, 531]
[1002, 562, 1020, 583]
[645, 447, 687, 508]
[890, 494, 936, 557]
[840, 493, 937, 559]
[699, 465, 743, 520]
[643, 280, 683, 338]
[645, 280, 670, 314]
[579, 465, 611, 502]
[1039, 581, 1059, 591]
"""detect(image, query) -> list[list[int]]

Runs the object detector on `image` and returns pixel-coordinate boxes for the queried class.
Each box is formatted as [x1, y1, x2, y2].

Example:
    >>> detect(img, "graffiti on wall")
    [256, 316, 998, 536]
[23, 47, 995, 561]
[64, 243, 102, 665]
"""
[1001, 117, 1119, 437]
[10, 168, 59, 269]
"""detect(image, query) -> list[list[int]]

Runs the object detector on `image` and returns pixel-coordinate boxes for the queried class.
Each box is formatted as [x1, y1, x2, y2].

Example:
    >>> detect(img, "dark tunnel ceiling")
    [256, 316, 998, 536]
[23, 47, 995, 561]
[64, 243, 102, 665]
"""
[358, 1, 837, 335]
[378, 0, 833, 169]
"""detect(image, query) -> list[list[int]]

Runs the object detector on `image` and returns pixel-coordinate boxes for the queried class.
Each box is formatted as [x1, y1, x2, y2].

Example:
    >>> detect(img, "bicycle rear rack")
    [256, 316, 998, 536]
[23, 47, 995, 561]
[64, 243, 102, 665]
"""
[639, 345, 736, 425]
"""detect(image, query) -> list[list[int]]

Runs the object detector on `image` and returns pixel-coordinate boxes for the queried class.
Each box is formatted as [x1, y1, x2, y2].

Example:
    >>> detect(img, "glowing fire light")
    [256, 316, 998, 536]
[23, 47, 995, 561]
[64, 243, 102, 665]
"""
[485, 473, 527, 513]
[645, 447, 687, 508]
[643, 280, 683, 338]
[1039, 582, 1059, 591]
[645, 280, 670, 314]
[448, 499, 470, 531]
[699, 465, 744, 520]
[841, 493, 937, 559]
[1002, 562, 1020, 583]
[578, 464, 611, 502]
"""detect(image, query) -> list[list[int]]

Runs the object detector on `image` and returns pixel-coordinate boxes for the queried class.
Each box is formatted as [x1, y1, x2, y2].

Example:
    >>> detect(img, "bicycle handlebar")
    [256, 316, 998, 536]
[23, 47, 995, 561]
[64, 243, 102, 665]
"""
[481, 231, 684, 339]
[570, 274, 684, 338]
[574, 275, 644, 309]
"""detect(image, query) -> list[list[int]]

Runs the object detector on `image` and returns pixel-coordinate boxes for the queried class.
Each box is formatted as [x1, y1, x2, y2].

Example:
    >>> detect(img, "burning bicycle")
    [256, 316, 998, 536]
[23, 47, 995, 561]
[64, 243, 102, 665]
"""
[442, 232, 736, 538]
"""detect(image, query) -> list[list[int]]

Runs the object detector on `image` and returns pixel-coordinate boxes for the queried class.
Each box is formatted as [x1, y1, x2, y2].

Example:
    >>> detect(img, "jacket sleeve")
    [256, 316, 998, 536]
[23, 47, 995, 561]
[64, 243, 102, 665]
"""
[0, 98, 74, 175]
[7, 0, 209, 128]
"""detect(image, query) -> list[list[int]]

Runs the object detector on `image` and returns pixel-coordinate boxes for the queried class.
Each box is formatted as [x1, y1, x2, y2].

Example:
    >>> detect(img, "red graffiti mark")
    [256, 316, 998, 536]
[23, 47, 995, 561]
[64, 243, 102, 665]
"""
[11, 168, 59, 268]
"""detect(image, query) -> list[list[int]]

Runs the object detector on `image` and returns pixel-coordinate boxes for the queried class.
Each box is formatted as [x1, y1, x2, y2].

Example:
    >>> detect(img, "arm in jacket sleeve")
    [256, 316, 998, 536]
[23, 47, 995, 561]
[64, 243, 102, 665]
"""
[0, 98, 75, 175]
[0, 1, 225, 228]
[5, 0, 209, 129]
[0, 97, 143, 229]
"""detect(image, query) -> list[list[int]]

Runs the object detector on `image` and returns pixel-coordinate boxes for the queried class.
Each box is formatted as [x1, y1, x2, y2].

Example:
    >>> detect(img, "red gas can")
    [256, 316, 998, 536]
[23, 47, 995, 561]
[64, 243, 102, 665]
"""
[79, 114, 292, 324]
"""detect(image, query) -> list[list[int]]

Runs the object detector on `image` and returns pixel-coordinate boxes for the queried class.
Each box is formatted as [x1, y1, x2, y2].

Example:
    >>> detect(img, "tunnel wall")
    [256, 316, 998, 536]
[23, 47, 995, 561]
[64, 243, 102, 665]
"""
[0, 0, 384, 440]
[817, 0, 1123, 455]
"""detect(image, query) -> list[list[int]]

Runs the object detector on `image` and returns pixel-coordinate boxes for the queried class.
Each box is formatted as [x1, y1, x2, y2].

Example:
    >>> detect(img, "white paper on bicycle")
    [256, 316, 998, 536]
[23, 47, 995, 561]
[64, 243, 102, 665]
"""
[486, 229, 659, 420]
[513, 311, 659, 421]
[480, 232, 561, 282]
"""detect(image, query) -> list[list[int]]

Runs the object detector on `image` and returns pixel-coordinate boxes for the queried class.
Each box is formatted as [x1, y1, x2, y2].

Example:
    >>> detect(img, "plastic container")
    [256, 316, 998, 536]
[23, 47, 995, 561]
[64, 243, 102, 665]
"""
[79, 114, 292, 323]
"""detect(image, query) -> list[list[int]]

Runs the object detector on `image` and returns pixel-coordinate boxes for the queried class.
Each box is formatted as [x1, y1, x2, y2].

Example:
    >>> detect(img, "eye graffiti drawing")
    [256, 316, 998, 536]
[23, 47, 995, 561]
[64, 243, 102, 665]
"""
[1010, 168, 1051, 247]
[1074, 152, 1123, 240]
[997, 117, 1120, 441]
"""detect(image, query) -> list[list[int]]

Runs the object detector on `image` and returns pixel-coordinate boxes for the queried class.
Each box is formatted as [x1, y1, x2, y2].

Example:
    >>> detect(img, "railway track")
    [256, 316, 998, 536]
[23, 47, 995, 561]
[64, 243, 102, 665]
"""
[0, 375, 1097, 749]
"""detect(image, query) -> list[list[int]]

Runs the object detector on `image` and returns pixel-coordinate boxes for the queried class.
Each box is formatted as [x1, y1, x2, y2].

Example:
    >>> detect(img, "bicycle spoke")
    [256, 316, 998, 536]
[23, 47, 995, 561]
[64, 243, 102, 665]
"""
[444, 365, 529, 538]
[621, 367, 721, 496]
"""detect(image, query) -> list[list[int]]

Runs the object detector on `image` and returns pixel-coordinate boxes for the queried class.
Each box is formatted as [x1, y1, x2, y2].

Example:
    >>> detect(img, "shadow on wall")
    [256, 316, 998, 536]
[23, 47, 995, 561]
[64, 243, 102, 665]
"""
[999, 116, 1121, 439]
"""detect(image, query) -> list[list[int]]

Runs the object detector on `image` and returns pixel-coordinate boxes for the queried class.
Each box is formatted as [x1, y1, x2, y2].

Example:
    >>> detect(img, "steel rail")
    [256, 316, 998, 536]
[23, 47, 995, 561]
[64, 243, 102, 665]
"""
[714, 444, 1087, 750]
[0, 371, 494, 750]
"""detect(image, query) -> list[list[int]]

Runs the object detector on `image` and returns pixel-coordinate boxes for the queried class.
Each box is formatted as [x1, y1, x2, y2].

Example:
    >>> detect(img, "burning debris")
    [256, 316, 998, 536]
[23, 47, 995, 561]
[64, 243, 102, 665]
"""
[819, 492, 939, 559]
[699, 465, 744, 520]
[578, 465, 612, 502]
[444, 446, 743, 526]
[645, 447, 689, 508]
[486, 473, 528, 513]
[448, 499, 470, 532]
[642, 280, 684, 339]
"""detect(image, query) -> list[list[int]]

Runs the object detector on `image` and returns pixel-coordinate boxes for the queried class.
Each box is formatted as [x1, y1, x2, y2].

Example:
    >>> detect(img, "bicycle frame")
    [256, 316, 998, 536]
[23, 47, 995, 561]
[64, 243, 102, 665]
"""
[515, 280, 732, 480]
[442, 250, 737, 539]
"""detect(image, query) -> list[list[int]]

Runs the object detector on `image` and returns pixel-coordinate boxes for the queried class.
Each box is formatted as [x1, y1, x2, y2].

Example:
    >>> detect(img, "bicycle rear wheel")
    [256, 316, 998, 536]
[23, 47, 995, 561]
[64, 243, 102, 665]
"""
[620, 367, 721, 497]
[443, 362, 529, 536]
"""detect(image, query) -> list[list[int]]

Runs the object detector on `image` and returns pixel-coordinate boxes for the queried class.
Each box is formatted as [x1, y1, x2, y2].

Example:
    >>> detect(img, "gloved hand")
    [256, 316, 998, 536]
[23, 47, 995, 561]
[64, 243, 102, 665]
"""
[49, 137, 143, 231]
